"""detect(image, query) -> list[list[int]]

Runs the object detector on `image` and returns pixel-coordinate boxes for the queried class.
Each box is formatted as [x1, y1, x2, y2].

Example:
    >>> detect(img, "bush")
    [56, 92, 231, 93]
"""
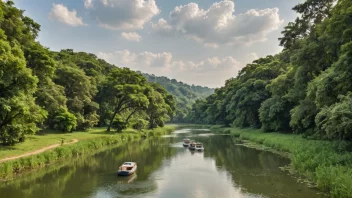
[315, 94, 352, 140]
[131, 119, 149, 130]
[53, 111, 77, 132]
[112, 116, 127, 132]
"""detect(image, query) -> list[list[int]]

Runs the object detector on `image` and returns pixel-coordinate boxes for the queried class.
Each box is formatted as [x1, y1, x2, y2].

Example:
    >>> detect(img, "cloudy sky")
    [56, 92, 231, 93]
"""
[13, 0, 301, 88]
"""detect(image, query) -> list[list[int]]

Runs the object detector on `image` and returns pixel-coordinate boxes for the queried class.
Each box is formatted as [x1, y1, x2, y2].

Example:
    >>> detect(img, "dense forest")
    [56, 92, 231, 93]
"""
[188, 0, 352, 141]
[0, 1, 177, 145]
[140, 73, 214, 122]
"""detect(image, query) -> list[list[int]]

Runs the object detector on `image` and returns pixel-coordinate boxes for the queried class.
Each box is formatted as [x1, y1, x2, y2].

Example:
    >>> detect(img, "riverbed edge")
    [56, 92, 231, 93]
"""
[215, 127, 352, 198]
[0, 126, 175, 181]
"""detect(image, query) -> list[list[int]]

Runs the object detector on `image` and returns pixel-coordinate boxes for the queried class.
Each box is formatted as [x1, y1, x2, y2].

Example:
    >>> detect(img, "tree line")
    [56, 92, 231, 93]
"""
[188, 0, 352, 141]
[140, 72, 214, 123]
[0, 1, 176, 145]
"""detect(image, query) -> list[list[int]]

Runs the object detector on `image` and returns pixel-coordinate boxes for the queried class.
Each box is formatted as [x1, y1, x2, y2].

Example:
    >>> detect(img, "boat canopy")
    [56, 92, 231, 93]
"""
[122, 162, 135, 166]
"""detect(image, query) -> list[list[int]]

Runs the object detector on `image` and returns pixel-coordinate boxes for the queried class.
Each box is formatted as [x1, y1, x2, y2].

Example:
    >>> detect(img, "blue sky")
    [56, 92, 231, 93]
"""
[13, 0, 301, 88]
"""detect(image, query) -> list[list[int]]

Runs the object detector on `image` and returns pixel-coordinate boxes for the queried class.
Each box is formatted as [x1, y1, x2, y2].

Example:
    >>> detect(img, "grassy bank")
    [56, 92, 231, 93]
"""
[0, 126, 175, 180]
[222, 127, 352, 198]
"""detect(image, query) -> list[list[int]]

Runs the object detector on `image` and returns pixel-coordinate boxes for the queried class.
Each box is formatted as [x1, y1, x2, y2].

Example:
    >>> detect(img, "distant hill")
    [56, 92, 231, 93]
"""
[139, 72, 214, 122]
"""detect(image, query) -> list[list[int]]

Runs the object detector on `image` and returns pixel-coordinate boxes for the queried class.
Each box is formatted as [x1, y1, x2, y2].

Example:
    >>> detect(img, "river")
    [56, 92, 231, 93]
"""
[0, 127, 325, 198]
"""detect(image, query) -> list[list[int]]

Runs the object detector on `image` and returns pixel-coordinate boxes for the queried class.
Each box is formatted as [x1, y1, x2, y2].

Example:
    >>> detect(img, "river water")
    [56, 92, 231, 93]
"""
[0, 127, 324, 198]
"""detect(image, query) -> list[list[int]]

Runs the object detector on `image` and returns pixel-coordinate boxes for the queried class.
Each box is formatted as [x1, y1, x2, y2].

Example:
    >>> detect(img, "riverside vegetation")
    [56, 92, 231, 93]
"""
[187, 0, 352, 197]
[0, 1, 212, 146]
[0, 126, 175, 180]
[1, 0, 352, 197]
[0, 0, 212, 179]
[217, 127, 352, 198]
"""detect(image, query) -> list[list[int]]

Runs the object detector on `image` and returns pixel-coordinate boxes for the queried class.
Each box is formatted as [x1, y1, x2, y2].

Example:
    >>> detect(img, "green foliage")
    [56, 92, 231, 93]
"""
[259, 97, 291, 132]
[189, 56, 285, 128]
[227, 127, 352, 198]
[0, 126, 175, 180]
[53, 111, 77, 132]
[141, 72, 214, 123]
[315, 94, 352, 140]
[111, 116, 127, 132]
[146, 83, 175, 129]
[98, 68, 150, 132]
[290, 99, 318, 134]
[0, 26, 45, 145]
[189, 0, 352, 141]
[130, 119, 149, 130]
[0, 1, 176, 144]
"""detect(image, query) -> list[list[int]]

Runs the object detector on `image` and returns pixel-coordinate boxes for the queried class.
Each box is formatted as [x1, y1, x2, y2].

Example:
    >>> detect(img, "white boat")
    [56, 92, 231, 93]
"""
[183, 138, 190, 147]
[196, 143, 204, 151]
[189, 141, 196, 150]
[117, 162, 137, 176]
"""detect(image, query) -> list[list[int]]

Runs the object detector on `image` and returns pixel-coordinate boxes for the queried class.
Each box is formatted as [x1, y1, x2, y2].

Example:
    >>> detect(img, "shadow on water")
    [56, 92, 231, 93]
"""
[0, 127, 325, 198]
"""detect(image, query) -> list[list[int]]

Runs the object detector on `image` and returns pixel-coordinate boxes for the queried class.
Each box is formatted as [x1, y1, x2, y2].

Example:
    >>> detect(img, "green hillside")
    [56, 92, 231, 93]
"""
[140, 73, 214, 122]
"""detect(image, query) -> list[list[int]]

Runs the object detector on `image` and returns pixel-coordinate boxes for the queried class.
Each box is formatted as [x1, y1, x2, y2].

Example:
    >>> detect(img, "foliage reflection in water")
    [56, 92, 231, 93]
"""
[0, 128, 324, 198]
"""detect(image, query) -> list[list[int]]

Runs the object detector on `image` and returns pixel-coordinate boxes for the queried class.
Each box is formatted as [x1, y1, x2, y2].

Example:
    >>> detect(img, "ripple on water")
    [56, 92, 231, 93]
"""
[197, 133, 216, 137]
[161, 134, 177, 138]
[192, 129, 211, 131]
[173, 129, 192, 134]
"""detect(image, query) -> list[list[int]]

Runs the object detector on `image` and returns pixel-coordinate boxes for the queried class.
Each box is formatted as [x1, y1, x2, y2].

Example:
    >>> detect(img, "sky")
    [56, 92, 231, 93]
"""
[12, 0, 301, 88]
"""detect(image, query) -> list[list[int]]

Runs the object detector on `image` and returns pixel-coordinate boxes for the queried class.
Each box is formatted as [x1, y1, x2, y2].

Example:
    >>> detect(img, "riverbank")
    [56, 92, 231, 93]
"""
[0, 126, 175, 180]
[219, 127, 352, 198]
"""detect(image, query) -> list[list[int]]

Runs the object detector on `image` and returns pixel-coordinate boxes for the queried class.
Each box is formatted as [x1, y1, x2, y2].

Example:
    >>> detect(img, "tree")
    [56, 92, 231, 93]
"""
[54, 63, 99, 130]
[279, 0, 336, 49]
[146, 83, 175, 129]
[0, 30, 45, 145]
[98, 68, 150, 132]
[315, 93, 352, 140]
[53, 110, 77, 132]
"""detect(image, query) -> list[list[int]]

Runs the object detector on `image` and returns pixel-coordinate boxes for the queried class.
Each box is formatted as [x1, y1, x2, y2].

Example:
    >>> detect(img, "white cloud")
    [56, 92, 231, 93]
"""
[89, 0, 160, 30]
[97, 50, 242, 87]
[121, 32, 142, 42]
[84, 0, 93, 8]
[97, 50, 172, 69]
[245, 52, 259, 63]
[152, 0, 283, 47]
[49, 4, 86, 26]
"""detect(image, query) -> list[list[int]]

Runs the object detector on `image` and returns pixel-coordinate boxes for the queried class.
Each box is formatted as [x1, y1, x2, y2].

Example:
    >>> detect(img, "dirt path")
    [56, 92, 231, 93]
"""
[0, 139, 79, 163]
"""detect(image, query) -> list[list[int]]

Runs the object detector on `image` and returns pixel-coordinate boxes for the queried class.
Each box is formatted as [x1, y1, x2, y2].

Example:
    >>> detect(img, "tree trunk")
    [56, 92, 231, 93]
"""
[107, 98, 126, 132]
[149, 117, 154, 129]
[125, 108, 139, 123]
[107, 107, 119, 132]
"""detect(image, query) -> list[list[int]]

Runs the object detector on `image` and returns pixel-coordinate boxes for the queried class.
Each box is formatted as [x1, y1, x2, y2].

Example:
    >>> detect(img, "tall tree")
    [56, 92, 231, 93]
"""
[98, 68, 149, 132]
[0, 30, 45, 145]
[146, 83, 175, 129]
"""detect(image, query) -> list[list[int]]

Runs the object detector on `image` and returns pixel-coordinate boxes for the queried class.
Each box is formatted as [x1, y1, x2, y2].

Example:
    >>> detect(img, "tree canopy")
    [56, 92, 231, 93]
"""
[0, 1, 176, 145]
[188, 0, 352, 141]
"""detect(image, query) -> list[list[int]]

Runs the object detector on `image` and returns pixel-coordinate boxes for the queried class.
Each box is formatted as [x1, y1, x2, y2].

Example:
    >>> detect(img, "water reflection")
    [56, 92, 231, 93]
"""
[0, 128, 324, 198]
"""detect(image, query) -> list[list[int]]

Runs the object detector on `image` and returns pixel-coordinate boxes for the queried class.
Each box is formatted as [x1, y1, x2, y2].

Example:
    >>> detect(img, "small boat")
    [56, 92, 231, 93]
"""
[183, 138, 190, 147]
[189, 141, 196, 150]
[117, 162, 137, 176]
[195, 143, 204, 151]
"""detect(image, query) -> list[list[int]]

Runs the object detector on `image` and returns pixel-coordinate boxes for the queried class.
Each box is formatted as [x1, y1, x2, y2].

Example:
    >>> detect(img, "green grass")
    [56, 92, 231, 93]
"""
[0, 126, 175, 180]
[0, 127, 177, 160]
[224, 127, 352, 198]
[0, 128, 110, 159]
